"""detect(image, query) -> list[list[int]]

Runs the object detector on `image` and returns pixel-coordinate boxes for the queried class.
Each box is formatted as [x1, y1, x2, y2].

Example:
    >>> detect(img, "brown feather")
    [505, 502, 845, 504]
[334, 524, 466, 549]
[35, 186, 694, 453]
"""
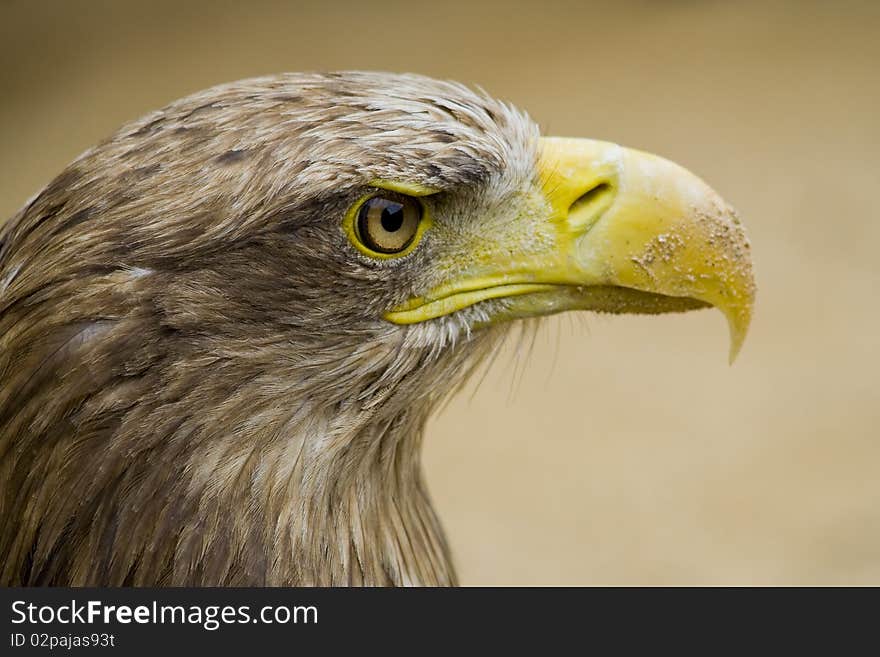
[0, 72, 538, 585]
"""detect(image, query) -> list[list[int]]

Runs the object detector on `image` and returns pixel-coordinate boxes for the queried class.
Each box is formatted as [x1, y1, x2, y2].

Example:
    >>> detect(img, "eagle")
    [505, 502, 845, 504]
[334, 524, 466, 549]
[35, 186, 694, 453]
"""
[0, 72, 754, 586]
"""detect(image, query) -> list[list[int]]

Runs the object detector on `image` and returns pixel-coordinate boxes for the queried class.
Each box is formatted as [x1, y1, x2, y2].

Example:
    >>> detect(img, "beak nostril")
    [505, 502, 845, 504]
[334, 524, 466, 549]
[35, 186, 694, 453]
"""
[567, 181, 615, 230]
[570, 182, 613, 213]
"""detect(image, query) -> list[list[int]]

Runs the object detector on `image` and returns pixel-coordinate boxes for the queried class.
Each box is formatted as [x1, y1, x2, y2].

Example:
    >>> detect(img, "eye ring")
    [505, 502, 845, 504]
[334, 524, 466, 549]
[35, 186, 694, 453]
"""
[345, 190, 430, 259]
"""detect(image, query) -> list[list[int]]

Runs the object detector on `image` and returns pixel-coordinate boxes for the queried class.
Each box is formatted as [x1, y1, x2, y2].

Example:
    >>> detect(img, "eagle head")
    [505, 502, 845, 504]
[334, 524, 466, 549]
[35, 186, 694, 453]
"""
[0, 72, 754, 585]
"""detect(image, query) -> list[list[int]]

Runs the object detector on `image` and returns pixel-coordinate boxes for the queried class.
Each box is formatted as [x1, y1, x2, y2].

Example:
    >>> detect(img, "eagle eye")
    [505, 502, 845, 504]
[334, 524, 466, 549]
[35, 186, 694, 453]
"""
[352, 193, 424, 256]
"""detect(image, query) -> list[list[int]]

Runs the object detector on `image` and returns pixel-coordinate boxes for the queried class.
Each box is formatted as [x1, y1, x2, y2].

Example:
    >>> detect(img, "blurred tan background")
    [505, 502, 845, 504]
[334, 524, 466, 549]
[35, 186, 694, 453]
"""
[2, 0, 878, 584]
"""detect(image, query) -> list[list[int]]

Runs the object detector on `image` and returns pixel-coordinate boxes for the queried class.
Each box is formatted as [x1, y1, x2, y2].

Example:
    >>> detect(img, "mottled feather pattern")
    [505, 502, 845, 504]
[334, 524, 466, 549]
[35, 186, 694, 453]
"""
[0, 72, 539, 585]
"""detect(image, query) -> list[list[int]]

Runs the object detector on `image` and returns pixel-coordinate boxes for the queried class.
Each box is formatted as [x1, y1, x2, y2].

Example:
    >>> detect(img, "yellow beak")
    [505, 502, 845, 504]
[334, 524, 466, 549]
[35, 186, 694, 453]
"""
[386, 137, 756, 362]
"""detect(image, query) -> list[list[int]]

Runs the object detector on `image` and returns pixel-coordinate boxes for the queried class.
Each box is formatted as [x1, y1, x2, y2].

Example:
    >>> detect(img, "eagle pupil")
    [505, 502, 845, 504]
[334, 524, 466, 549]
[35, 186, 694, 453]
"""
[380, 204, 404, 232]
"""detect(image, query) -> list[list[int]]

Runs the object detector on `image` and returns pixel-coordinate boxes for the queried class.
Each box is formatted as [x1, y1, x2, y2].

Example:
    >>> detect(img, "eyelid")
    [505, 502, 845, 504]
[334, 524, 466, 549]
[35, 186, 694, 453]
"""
[368, 179, 440, 197]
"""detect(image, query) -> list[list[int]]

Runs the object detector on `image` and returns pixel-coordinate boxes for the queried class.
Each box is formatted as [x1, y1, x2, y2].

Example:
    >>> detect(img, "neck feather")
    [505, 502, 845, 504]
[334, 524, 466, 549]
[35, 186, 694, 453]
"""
[197, 404, 457, 586]
[1, 313, 503, 586]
